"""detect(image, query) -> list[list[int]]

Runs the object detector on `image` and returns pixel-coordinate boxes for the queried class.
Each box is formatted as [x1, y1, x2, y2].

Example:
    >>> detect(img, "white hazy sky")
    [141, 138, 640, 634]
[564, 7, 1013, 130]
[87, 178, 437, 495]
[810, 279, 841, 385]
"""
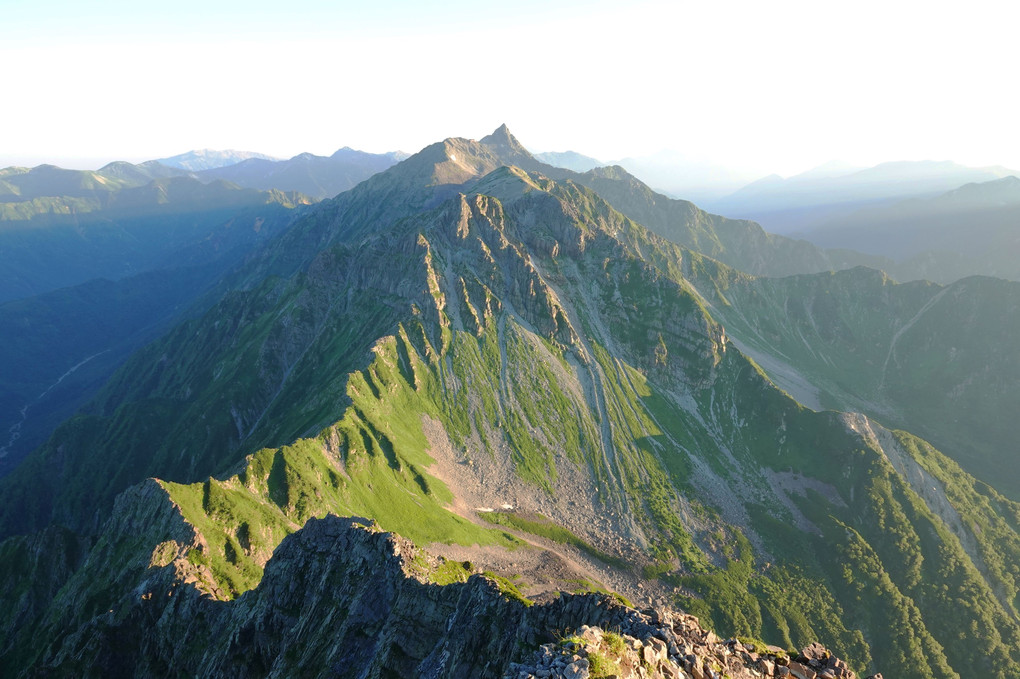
[1, 0, 1016, 177]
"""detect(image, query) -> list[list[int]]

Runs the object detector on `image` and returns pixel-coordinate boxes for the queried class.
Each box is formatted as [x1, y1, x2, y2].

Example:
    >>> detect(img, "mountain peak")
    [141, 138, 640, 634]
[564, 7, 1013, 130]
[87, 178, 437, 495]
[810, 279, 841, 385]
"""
[368, 126, 542, 198]
[482, 122, 513, 140]
[480, 124, 528, 156]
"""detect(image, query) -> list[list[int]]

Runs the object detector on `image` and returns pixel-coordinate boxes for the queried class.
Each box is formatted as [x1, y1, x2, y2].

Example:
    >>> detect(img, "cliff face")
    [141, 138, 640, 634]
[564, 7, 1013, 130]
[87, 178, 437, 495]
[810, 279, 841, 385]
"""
[21, 514, 862, 679]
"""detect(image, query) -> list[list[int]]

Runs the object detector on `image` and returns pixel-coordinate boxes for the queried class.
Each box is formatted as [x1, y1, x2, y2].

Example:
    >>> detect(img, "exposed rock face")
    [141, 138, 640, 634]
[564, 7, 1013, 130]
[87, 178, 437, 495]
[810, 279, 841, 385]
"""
[508, 621, 859, 679]
[19, 515, 867, 678]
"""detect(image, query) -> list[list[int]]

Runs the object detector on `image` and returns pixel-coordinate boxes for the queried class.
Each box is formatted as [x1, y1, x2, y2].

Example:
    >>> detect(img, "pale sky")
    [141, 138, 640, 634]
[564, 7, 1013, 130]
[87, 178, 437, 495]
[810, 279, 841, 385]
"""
[2, 0, 1016, 177]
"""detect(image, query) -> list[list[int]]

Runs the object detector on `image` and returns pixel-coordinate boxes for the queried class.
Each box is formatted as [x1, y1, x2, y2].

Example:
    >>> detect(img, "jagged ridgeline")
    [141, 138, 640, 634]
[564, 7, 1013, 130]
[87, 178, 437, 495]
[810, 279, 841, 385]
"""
[2, 127, 1020, 678]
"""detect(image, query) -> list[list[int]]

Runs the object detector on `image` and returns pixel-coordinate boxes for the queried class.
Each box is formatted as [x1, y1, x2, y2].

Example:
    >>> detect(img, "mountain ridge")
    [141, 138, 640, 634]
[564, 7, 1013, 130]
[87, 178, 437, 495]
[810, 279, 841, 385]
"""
[157, 148, 281, 171]
[2, 126, 1020, 678]
[194, 147, 404, 199]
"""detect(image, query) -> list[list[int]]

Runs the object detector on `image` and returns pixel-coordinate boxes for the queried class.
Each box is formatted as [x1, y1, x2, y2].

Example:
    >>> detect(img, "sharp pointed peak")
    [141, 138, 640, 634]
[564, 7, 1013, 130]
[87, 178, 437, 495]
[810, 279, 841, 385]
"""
[487, 122, 513, 136]
[480, 123, 523, 149]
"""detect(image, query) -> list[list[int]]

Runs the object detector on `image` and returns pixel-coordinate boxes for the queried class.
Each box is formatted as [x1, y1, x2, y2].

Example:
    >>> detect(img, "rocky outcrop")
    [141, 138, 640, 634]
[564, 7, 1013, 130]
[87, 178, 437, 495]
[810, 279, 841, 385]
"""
[508, 620, 860, 679]
[16, 515, 869, 679]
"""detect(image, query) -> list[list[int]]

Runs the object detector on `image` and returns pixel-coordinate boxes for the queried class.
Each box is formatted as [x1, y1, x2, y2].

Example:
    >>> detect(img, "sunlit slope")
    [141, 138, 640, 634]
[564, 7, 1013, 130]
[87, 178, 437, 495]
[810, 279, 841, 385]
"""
[3, 163, 1020, 676]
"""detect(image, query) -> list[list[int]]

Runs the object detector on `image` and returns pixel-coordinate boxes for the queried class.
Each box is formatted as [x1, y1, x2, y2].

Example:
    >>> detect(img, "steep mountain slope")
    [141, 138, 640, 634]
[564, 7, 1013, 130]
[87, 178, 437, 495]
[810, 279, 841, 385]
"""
[563, 165, 838, 278]
[697, 266, 1020, 499]
[220, 125, 544, 287]
[0, 179, 309, 473]
[2, 128, 1020, 678]
[0, 264, 231, 477]
[226, 125, 860, 287]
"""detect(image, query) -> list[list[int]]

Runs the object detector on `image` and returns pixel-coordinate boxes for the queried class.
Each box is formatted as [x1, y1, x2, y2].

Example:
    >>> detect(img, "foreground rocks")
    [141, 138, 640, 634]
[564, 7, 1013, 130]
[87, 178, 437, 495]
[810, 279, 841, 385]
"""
[7, 514, 874, 678]
[507, 619, 862, 679]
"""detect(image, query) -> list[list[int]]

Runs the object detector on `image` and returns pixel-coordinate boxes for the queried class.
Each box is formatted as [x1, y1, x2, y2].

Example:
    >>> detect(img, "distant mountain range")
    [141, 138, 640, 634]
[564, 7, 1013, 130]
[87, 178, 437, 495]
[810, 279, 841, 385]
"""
[532, 148, 764, 204]
[156, 149, 281, 171]
[705, 160, 1020, 234]
[0, 144, 408, 207]
[533, 150, 603, 172]
[789, 175, 1020, 283]
[192, 147, 407, 199]
[611, 150, 764, 204]
[0, 163, 139, 204]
